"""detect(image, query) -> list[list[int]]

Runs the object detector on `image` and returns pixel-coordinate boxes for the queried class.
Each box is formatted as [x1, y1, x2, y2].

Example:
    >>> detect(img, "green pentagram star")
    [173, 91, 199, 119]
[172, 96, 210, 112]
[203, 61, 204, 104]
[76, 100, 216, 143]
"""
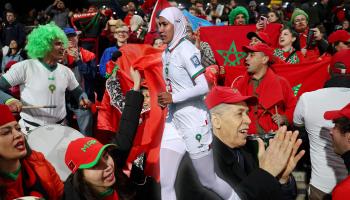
[292, 83, 302, 96]
[217, 41, 247, 66]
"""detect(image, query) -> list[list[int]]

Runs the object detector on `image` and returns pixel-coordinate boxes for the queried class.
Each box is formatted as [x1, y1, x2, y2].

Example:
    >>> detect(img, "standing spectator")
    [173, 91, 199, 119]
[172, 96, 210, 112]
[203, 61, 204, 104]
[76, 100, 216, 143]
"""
[324, 103, 350, 200]
[231, 43, 297, 135]
[1, 40, 24, 73]
[290, 8, 328, 57]
[267, 10, 284, 24]
[228, 6, 249, 25]
[274, 27, 303, 64]
[1, 10, 26, 49]
[293, 49, 350, 200]
[45, 0, 70, 28]
[99, 20, 129, 78]
[63, 27, 96, 136]
[248, 1, 258, 24]
[0, 23, 90, 132]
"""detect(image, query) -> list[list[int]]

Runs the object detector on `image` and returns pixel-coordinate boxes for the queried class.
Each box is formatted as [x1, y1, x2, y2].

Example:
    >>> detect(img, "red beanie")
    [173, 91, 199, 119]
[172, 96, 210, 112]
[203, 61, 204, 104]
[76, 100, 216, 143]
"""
[0, 104, 16, 126]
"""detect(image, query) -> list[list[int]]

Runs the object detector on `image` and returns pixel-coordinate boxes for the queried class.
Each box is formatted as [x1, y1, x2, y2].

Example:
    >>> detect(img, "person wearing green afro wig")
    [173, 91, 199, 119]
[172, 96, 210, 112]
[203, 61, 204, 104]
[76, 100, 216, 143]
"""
[0, 22, 91, 133]
[228, 6, 249, 25]
[25, 22, 68, 59]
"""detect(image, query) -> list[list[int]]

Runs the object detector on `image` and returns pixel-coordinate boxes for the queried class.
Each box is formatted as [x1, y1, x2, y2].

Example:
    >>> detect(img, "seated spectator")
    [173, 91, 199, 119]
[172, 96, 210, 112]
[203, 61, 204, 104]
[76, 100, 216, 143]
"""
[0, 104, 63, 200]
[1, 40, 24, 73]
[342, 20, 350, 32]
[324, 103, 350, 200]
[328, 30, 350, 53]
[45, 0, 70, 28]
[274, 27, 303, 64]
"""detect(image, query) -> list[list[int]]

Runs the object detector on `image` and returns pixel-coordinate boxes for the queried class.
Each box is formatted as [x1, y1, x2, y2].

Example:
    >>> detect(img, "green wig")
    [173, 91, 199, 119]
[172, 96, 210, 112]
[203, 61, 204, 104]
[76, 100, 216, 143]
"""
[229, 6, 249, 25]
[25, 22, 68, 59]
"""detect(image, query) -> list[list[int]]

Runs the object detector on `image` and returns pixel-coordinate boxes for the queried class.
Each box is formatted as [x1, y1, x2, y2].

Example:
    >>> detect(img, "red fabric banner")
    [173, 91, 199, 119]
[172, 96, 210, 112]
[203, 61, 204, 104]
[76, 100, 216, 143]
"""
[97, 44, 165, 181]
[200, 25, 331, 98]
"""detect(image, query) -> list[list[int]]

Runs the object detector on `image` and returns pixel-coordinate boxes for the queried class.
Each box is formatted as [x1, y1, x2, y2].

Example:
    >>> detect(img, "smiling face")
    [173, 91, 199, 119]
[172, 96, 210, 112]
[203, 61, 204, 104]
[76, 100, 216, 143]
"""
[114, 26, 129, 44]
[46, 39, 65, 61]
[234, 14, 246, 25]
[279, 29, 295, 48]
[211, 102, 251, 148]
[0, 121, 27, 161]
[158, 16, 174, 45]
[267, 11, 278, 23]
[330, 125, 350, 155]
[83, 151, 116, 193]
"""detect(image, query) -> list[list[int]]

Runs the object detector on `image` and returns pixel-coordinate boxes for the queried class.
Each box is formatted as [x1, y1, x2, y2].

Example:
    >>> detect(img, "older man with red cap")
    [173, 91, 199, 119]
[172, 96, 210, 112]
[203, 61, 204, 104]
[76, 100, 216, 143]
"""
[323, 103, 350, 200]
[176, 86, 304, 200]
[293, 49, 350, 199]
[0, 104, 63, 200]
[231, 43, 297, 135]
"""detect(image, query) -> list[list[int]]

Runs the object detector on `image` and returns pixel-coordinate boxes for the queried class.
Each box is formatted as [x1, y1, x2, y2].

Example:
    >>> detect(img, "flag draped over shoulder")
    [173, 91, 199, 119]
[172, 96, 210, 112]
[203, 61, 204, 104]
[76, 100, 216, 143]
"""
[200, 25, 331, 98]
[97, 44, 166, 181]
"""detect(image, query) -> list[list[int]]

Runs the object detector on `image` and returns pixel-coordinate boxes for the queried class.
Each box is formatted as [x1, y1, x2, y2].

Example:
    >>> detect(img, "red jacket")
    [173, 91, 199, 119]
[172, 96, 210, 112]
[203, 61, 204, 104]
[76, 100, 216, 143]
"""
[232, 68, 297, 134]
[0, 150, 63, 200]
[333, 176, 350, 200]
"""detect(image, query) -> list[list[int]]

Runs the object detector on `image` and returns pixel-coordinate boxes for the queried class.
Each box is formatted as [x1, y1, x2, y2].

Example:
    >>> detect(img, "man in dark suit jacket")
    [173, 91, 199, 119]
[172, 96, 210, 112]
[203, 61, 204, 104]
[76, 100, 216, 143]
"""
[176, 86, 304, 200]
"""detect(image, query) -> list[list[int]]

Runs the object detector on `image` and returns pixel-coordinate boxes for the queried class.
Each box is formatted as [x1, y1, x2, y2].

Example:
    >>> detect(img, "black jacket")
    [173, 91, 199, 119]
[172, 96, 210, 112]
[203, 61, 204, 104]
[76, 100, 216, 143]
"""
[176, 136, 297, 200]
[63, 90, 160, 200]
[1, 21, 26, 47]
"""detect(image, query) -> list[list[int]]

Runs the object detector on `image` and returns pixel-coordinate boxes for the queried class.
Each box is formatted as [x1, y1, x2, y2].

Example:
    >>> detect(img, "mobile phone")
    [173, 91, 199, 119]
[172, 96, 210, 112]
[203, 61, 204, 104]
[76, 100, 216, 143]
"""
[259, 16, 268, 28]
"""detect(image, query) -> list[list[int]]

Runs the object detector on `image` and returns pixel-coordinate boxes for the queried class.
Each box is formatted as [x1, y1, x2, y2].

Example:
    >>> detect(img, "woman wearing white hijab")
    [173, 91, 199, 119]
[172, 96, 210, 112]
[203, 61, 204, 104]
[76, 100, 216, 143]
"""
[157, 7, 239, 200]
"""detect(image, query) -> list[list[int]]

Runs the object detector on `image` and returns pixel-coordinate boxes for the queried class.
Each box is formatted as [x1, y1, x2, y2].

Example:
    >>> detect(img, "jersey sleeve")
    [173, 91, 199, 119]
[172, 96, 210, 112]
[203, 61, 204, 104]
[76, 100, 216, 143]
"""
[293, 95, 306, 126]
[66, 67, 80, 91]
[2, 62, 26, 86]
[182, 46, 205, 80]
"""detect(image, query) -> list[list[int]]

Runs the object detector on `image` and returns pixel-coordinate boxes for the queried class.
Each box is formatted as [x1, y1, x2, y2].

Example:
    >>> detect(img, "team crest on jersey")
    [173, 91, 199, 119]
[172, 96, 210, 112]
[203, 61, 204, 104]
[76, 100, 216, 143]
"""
[190, 55, 200, 68]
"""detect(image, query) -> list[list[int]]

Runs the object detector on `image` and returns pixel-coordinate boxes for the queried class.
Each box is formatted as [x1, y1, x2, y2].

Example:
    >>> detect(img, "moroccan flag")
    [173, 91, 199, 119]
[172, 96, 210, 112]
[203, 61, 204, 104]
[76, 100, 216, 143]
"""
[148, 0, 171, 32]
[272, 56, 331, 98]
[200, 25, 256, 85]
[98, 44, 166, 181]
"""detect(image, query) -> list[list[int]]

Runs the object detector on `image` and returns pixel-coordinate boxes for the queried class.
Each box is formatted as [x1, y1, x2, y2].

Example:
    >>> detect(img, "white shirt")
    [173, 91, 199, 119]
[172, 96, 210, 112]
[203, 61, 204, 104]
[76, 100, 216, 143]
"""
[293, 87, 350, 193]
[3, 59, 79, 125]
[162, 39, 208, 129]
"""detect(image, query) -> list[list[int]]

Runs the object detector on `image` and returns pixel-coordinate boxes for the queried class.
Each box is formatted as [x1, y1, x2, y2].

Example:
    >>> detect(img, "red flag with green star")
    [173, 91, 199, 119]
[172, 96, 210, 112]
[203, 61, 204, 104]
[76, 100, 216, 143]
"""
[199, 25, 256, 85]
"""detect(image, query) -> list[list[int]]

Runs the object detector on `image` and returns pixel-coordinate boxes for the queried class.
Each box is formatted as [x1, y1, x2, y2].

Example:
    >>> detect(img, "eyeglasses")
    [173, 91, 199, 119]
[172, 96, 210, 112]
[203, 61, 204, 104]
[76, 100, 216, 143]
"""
[294, 18, 306, 23]
[115, 31, 129, 34]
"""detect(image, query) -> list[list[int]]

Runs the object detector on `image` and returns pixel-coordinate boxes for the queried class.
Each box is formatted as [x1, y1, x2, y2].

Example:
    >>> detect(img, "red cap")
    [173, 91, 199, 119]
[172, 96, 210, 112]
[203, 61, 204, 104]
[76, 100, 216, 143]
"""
[247, 31, 272, 46]
[205, 86, 257, 110]
[65, 137, 116, 173]
[328, 30, 350, 44]
[242, 43, 274, 61]
[0, 104, 16, 126]
[330, 49, 350, 75]
[324, 103, 350, 120]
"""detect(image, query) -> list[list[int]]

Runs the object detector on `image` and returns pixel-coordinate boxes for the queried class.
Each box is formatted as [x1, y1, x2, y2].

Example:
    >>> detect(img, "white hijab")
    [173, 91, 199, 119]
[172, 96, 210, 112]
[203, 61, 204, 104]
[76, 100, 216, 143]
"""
[159, 7, 187, 50]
